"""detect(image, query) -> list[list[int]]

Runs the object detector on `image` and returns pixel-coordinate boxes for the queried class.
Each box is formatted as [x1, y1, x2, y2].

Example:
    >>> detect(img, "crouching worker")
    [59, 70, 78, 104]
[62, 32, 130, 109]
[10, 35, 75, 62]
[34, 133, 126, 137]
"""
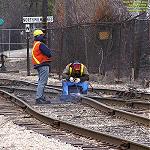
[62, 61, 89, 95]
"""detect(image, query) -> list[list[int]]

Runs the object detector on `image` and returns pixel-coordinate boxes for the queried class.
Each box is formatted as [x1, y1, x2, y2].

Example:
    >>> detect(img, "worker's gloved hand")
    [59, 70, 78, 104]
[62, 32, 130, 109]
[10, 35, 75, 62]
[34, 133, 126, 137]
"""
[69, 77, 74, 82]
[62, 79, 67, 82]
[75, 78, 80, 83]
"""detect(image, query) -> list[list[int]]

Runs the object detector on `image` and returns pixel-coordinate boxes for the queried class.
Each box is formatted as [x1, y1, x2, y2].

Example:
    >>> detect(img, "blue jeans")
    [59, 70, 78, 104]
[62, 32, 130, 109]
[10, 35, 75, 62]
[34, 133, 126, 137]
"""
[36, 66, 49, 99]
[62, 81, 89, 95]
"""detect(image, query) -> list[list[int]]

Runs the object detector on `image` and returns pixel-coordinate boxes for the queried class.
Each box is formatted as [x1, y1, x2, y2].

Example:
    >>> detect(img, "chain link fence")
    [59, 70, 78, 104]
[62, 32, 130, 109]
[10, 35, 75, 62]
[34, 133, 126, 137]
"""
[0, 20, 149, 82]
[0, 29, 27, 55]
[48, 20, 150, 82]
[0, 29, 31, 72]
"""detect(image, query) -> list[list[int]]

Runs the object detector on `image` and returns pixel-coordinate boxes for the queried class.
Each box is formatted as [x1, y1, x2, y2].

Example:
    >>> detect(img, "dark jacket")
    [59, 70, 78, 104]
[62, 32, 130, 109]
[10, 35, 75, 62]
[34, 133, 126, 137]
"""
[33, 35, 52, 69]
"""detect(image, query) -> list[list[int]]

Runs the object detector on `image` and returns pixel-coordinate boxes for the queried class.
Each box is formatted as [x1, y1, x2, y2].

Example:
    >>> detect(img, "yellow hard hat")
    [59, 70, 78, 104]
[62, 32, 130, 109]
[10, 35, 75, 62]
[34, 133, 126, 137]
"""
[33, 29, 44, 37]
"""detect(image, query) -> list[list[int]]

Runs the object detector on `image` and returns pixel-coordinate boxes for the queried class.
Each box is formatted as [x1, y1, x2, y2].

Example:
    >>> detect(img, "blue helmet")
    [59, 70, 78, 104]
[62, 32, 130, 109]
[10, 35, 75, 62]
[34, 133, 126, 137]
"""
[72, 60, 80, 64]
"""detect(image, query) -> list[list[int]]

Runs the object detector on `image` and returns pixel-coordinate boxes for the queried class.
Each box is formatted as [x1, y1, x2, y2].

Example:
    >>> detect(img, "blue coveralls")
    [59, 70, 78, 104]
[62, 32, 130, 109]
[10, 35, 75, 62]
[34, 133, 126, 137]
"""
[62, 80, 89, 95]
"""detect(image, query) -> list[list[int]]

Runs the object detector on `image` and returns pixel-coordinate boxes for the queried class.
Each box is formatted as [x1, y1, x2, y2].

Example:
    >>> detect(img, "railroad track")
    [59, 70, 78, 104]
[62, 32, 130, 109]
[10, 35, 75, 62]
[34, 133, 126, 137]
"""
[1, 84, 149, 125]
[45, 83, 150, 100]
[87, 96, 150, 119]
[0, 78, 149, 99]
[0, 78, 149, 150]
[0, 90, 120, 150]
[0, 78, 149, 122]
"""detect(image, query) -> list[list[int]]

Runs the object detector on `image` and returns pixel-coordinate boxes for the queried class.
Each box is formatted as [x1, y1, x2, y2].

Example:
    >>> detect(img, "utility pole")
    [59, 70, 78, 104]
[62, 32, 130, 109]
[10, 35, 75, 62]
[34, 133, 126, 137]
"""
[42, 0, 48, 44]
[26, 31, 30, 76]
[42, 0, 51, 74]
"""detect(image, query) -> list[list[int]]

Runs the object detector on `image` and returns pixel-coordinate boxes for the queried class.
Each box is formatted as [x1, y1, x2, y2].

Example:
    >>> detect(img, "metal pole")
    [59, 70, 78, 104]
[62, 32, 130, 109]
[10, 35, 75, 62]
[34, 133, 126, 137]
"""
[8, 30, 10, 57]
[26, 32, 30, 76]
[42, 0, 48, 44]
[58, 28, 64, 79]
[84, 25, 88, 68]
[0, 54, 6, 71]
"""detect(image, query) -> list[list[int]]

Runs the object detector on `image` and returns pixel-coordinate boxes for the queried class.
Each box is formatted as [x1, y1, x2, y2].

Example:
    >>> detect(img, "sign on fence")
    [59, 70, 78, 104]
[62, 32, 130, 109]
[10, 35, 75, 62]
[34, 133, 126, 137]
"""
[0, 18, 4, 26]
[25, 24, 30, 32]
[23, 16, 53, 24]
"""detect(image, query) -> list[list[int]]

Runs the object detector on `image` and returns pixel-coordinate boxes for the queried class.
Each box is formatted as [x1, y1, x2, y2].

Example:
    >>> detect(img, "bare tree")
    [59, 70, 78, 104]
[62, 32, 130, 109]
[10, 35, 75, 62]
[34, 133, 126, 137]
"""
[54, 0, 130, 26]
[0, 0, 43, 28]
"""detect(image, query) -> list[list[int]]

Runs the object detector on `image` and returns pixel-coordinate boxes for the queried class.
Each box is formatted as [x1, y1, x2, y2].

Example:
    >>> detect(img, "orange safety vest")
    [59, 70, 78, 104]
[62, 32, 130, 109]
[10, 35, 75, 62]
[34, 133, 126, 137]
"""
[69, 63, 84, 76]
[32, 41, 51, 65]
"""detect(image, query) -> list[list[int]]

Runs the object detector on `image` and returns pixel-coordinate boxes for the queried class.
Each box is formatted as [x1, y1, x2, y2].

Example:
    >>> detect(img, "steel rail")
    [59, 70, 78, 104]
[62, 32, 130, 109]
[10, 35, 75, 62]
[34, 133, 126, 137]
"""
[0, 86, 60, 96]
[80, 96, 150, 126]
[0, 89, 149, 150]
[0, 78, 62, 92]
[92, 88, 150, 99]
[0, 78, 149, 99]
[88, 95, 150, 108]
[46, 84, 150, 99]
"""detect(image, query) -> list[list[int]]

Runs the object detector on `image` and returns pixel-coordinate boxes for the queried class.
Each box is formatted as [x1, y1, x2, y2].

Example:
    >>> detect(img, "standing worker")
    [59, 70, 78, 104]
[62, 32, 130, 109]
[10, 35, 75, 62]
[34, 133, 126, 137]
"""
[32, 29, 53, 104]
[62, 60, 89, 95]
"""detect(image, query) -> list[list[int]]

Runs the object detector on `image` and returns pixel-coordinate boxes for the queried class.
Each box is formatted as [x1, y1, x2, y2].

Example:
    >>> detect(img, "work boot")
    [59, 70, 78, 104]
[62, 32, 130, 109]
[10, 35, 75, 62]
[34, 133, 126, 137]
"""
[36, 98, 51, 104]
[59, 95, 71, 102]
[43, 100, 51, 104]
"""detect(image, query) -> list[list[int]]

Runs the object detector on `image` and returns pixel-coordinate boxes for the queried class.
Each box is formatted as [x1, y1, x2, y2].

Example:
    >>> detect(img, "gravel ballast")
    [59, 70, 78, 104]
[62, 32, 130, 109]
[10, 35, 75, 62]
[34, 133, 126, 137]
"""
[0, 115, 82, 150]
